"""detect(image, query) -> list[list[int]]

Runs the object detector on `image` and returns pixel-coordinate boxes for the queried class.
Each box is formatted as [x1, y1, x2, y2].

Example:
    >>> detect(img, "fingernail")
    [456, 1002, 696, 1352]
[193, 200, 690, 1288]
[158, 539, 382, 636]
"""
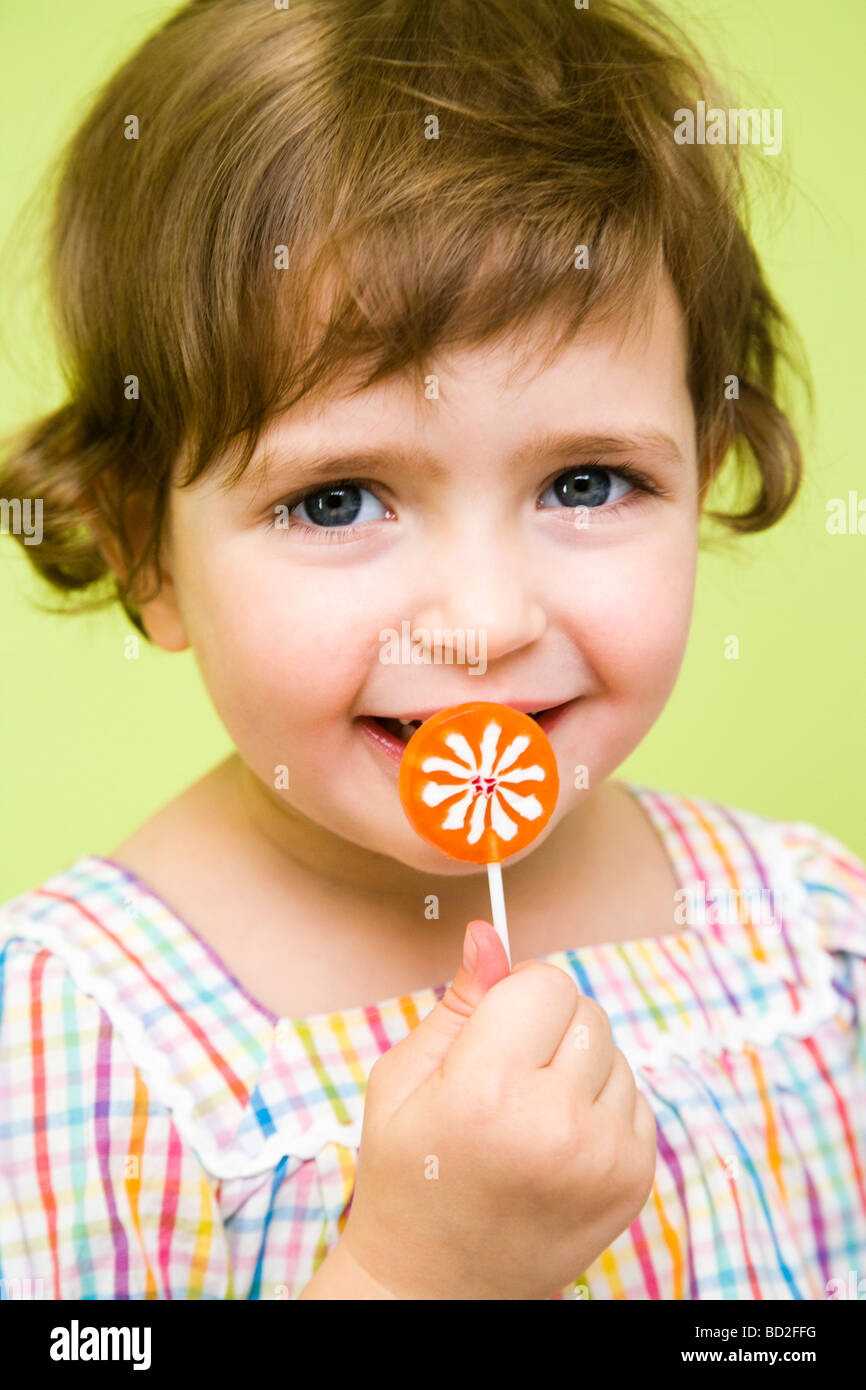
[463, 924, 479, 973]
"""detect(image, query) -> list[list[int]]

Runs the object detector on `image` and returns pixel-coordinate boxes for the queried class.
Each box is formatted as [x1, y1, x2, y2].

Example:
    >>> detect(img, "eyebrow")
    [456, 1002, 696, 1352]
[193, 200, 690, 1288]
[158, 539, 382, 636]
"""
[246, 427, 686, 491]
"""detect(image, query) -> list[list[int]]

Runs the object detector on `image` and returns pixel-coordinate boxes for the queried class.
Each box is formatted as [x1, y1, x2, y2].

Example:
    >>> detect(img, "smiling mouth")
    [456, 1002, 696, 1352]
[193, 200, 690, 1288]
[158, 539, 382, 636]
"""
[371, 706, 563, 745]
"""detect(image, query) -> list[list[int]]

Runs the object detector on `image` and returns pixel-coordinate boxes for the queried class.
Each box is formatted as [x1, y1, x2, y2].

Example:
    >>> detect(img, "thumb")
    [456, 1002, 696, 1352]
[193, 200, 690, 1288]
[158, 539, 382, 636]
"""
[377, 921, 510, 1101]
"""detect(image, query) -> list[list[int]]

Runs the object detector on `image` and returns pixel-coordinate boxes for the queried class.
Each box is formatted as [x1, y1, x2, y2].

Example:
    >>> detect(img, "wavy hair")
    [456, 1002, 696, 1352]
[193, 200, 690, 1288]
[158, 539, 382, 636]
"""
[0, 0, 809, 637]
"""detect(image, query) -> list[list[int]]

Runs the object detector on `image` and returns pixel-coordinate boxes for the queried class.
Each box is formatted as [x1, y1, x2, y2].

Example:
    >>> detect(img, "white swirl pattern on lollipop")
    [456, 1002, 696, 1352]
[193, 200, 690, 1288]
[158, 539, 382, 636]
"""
[419, 716, 546, 845]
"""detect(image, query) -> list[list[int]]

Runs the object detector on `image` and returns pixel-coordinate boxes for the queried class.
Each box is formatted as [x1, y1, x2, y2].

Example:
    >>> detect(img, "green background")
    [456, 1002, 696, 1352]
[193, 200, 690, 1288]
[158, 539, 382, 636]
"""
[1, 0, 864, 901]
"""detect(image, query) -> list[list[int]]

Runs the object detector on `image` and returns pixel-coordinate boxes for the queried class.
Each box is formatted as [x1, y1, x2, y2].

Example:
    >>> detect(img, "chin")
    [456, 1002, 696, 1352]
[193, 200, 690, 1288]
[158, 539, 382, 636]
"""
[382, 814, 564, 877]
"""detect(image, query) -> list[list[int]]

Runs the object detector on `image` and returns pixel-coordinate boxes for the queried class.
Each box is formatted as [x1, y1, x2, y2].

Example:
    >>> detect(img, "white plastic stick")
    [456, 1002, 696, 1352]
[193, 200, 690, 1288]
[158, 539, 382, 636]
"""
[486, 861, 511, 968]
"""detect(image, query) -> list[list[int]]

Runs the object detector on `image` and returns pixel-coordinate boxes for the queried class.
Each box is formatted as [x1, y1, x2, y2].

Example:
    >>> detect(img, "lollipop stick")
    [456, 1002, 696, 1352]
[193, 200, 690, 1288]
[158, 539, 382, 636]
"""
[486, 861, 511, 968]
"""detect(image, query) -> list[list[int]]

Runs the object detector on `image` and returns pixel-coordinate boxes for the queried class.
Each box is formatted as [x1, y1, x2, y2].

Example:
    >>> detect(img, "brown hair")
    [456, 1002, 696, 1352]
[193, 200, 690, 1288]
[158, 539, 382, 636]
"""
[0, 0, 809, 639]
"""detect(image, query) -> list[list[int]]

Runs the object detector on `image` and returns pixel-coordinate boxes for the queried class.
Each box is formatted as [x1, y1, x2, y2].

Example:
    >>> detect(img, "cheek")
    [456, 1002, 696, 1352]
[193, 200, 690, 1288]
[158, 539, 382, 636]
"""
[177, 547, 382, 730]
[573, 525, 698, 692]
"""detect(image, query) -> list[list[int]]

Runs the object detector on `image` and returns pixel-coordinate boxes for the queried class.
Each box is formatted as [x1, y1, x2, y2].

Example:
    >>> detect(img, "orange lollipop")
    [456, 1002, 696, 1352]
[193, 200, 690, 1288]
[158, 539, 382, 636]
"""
[399, 702, 560, 963]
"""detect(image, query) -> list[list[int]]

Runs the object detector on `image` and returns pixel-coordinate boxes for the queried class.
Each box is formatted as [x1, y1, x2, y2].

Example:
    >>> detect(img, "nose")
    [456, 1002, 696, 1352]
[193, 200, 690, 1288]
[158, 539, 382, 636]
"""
[410, 519, 547, 664]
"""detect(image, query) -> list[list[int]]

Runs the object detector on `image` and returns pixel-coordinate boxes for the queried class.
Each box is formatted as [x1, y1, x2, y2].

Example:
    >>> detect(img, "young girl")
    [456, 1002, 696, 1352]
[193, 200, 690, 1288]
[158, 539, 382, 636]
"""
[1, 0, 864, 1301]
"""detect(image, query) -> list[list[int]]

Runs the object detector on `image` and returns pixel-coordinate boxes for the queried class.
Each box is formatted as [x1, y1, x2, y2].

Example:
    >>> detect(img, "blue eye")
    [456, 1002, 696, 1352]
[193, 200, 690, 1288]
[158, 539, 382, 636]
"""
[291, 483, 384, 527]
[269, 462, 659, 541]
[539, 467, 634, 510]
[287, 483, 388, 529]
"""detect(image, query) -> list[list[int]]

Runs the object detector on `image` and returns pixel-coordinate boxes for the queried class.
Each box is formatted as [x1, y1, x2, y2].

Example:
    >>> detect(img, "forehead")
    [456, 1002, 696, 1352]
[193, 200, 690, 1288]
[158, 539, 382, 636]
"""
[187, 265, 694, 510]
[249, 270, 692, 461]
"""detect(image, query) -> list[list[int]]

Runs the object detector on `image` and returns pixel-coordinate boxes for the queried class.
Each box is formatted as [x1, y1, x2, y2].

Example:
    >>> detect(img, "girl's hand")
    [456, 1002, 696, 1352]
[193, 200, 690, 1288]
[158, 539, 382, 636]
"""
[339, 919, 657, 1300]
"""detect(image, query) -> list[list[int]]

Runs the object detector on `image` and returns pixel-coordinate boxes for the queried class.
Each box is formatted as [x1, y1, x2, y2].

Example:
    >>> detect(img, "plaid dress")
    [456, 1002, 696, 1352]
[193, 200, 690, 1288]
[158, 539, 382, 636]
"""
[1, 783, 864, 1300]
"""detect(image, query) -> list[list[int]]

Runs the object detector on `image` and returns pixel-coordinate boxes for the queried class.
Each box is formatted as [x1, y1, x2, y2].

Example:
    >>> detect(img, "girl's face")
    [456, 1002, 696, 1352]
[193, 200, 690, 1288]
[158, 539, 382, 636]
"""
[145, 271, 701, 877]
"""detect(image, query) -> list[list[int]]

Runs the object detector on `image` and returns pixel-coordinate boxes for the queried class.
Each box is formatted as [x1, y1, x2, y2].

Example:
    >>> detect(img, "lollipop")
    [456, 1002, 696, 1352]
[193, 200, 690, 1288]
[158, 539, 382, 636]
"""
[399, 702, 560, 965]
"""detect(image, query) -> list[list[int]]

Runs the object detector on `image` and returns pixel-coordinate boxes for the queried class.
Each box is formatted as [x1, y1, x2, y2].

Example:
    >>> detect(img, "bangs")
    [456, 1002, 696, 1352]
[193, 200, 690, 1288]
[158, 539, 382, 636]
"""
[128, 0, 709, 494]
[201, 197, 669, 494]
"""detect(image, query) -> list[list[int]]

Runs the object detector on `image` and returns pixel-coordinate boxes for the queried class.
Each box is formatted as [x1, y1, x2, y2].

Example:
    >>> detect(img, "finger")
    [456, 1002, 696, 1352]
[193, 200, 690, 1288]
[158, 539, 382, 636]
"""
[633, 1090, 657, 1144]
[467, 919, 512, 994]
[443, 961, 581, 1082]
[374, 920, 510, 1103]
[547, 994, 617, 1101]
[431, 920, 511, 1028]
[626, 1093, 658, 1199]
[592, 1044, 637, 1116]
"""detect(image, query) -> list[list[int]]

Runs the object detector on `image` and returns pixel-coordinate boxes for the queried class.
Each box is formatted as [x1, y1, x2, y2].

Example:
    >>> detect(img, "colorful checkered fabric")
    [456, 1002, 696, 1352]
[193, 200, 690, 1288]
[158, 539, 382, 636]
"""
[1, 783, 864, 1299]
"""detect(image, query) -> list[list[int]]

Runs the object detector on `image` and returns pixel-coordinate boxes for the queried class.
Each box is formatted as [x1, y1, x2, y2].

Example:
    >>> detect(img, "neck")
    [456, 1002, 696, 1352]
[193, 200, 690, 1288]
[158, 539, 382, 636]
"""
[223, 751, 609, 930]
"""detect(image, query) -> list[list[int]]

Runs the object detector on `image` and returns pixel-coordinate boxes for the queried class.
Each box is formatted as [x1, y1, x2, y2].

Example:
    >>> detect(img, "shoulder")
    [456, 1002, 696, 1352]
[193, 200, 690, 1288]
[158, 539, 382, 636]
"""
[0, 861, 233, 1298]
[1, 857, 113, 1013]
[0, 858, 187, 1134]
[625, 781, 866, 956]
[710, 795, 866, 948]
[0, 855, 140, 1012]
[772, 815, 866, 956]
[0, 857, 162, 1096]
[0, 856, 294, 1180]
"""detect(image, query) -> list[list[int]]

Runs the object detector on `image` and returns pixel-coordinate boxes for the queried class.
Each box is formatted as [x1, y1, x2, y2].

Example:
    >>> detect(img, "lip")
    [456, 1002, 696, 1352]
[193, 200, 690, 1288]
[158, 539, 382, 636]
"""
[357, 698, 579, 766]
[370, 698, 576, 723]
